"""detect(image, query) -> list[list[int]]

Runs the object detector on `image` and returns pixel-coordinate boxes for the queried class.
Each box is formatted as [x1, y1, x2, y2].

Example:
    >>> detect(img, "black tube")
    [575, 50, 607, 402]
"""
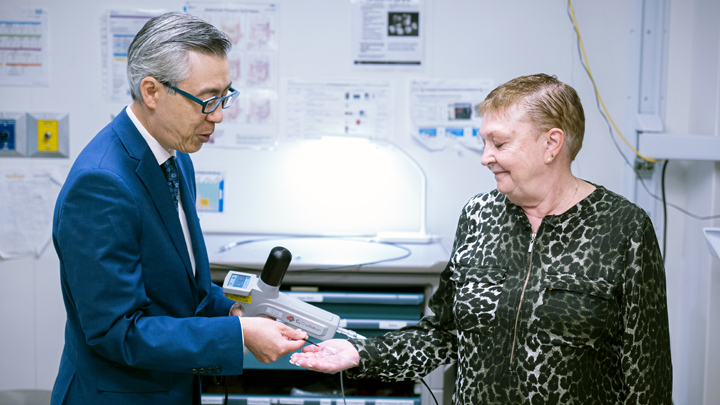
[260, 246, 292, 287]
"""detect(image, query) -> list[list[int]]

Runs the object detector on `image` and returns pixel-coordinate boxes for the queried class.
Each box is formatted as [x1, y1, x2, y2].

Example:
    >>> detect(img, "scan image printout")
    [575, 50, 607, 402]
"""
[351, 0, 423, 68]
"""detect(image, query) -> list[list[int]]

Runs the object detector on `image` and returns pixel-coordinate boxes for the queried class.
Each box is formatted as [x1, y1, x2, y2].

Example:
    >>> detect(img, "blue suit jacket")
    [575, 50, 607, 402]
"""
[51, 108, 245, 404]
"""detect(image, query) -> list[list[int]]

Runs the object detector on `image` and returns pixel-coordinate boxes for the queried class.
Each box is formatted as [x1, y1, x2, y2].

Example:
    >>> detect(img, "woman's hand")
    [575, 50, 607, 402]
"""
[290, 339, 359, 374]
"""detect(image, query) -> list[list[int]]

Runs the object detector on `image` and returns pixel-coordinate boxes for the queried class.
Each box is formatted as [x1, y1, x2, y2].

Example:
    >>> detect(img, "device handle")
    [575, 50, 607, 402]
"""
[260, 246, 292, 287]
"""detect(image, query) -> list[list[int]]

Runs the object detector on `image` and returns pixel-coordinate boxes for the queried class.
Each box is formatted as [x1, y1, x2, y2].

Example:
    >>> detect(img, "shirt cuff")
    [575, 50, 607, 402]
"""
[229, 303, 245, 348]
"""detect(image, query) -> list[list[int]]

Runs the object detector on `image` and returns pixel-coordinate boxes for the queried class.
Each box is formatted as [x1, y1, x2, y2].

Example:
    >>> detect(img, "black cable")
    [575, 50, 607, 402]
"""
[661, 160, 669, 263]
[211, 376, 229, 405]
[420, 378, 439, 405]
[224, 381, 229, 405]
[635, 168, 720, 220]
[335, 370, 438, 405]
[567, 5, 720, 222]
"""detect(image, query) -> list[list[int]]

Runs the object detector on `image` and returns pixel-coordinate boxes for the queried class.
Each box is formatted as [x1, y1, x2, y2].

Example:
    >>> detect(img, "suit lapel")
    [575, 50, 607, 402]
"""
[113, 109, 199, 302]
[176, 154, 211, 311]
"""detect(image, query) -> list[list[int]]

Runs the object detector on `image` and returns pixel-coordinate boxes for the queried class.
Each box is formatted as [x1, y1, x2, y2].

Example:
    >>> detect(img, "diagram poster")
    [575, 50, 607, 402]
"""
[102, 9, 163, 102]
[351, 0, 423, 68]
[409, 78, 493, 151]
[185, 2, 279, 147]
[282, 78, 395, 140]
[0, 8, 49, 87]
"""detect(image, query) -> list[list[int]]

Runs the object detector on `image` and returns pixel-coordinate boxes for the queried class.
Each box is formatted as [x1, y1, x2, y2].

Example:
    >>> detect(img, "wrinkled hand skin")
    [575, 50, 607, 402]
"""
[240, 317, 308, 363]
[290, 339, 359, 374]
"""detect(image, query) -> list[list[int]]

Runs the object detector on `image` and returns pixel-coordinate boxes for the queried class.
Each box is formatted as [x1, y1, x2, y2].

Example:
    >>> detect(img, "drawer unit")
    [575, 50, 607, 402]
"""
[202, 394, 422, 404]
[241, 290, 424, 370]
[206, 234, 452, 404]
[203, 287, 426, 404]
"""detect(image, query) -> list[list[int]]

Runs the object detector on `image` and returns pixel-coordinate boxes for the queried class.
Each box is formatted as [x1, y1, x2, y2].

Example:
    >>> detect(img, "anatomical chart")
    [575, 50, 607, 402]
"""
[185, 2, 278, 146]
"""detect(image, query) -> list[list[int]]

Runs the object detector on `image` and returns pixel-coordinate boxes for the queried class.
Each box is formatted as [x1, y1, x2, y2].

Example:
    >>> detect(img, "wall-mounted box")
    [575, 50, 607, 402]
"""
[27, 113, 69, 158]
[0, 112, 27, 157]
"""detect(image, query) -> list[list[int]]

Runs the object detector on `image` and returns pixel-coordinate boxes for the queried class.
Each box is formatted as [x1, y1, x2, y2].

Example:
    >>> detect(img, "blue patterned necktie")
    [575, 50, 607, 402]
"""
[161, 156, 180, 212]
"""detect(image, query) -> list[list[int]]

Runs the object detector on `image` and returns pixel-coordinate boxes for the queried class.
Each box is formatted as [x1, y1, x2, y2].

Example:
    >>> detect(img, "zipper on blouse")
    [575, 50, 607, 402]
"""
[509, 232, 536, 370]
[527, 232, 536, 253]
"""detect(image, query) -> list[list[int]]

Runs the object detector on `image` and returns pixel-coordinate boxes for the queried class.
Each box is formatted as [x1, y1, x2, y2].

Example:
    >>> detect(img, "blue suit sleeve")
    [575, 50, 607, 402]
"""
[204, 283, 237, 317]
[54, 168, 244, 374]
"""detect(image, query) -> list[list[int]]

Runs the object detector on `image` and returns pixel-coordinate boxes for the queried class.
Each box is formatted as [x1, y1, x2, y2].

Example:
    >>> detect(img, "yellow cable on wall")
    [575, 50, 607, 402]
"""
[568, 0, 659, 163]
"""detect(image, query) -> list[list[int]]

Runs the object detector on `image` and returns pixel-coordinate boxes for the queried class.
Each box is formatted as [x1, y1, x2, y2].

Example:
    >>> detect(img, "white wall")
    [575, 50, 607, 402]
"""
[662, 0, 720, 403]
[0, 1, 718, 403]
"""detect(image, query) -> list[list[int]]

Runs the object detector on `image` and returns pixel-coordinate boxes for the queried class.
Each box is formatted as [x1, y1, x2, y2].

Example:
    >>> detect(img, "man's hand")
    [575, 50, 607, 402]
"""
[230, 302, 243, 317]
[240, 317, 308, 363]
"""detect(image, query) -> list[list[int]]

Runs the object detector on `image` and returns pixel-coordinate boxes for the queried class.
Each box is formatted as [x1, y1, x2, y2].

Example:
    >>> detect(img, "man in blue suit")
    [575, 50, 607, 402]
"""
[51, 12, 307, 404]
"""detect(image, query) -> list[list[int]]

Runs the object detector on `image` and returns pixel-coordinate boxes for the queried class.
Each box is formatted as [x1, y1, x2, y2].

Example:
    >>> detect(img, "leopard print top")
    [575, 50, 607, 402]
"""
[348, 185, 672, 404]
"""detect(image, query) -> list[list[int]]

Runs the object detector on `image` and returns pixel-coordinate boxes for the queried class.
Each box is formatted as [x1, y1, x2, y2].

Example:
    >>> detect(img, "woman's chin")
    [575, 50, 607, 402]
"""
[495, 181, 513, 195]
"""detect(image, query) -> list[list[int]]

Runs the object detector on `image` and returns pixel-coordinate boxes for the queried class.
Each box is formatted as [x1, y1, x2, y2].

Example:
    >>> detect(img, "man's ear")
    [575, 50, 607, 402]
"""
[139, 77, 162, 110]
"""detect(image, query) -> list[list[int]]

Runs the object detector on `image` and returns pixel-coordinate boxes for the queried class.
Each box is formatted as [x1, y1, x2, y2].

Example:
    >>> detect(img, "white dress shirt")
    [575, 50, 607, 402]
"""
[126, 105, 196, 276]
[126, 105, 243, 338]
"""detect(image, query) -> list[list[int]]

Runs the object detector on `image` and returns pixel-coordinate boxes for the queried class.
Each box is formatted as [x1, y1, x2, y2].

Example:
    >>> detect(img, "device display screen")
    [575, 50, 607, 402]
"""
[228, 274, 250, 289]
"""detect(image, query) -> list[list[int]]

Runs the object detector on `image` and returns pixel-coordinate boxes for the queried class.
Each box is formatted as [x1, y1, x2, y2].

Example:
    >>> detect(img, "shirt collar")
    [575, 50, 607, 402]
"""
[126, 104, 175, 165]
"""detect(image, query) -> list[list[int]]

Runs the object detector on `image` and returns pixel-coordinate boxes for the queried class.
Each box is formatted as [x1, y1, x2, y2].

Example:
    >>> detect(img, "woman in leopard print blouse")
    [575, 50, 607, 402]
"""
[291, 74, 673, 404]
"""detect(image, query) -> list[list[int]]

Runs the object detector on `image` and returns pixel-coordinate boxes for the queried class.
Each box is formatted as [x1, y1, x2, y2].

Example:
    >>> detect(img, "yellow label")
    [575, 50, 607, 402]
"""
[200, 198, 210, 206]
[37, 120, 58, 152]
[227, 293, 251, 303]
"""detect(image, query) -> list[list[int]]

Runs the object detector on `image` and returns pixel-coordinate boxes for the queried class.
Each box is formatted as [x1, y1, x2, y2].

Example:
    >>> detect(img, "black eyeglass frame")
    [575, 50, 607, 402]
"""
[161, 82, 239, 114]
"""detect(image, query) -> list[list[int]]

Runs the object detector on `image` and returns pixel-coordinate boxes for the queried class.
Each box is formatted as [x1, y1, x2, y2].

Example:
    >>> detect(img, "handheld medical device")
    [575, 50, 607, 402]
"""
[222, 246, 342, 341]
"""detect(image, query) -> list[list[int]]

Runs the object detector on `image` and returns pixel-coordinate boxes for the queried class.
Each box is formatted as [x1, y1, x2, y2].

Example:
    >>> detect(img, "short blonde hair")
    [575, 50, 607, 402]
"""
[476, 74, 585, 161]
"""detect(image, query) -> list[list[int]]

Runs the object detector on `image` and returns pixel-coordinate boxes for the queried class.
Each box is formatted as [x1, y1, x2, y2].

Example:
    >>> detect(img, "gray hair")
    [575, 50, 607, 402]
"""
[127, 12, 231, 102]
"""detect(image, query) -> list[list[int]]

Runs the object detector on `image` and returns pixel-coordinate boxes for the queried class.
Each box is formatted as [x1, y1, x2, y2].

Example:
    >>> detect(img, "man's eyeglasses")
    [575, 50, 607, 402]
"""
[161, 82, 239, 114]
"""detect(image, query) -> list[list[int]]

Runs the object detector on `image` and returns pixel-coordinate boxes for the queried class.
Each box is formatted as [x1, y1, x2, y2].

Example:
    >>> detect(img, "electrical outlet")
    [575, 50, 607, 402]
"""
[634, 156, 655, 179]
[36, 119, 59, 152]
[0, 121, 15, 150]
[0, 112, 27, 157]
[27, 113, 68, 158]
